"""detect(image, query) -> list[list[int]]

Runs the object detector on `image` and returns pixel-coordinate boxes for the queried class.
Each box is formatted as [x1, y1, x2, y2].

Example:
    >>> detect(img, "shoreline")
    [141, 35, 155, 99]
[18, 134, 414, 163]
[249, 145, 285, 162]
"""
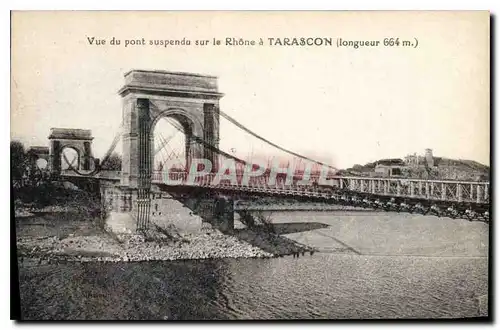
[15, 206, 319, 263]
[16, 229, 279, 263]
[14, 195, 332, 264]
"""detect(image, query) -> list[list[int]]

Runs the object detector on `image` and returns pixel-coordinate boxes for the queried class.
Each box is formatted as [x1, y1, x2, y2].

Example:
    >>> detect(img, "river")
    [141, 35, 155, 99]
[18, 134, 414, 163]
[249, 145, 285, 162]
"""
[18, 210, 489, 320]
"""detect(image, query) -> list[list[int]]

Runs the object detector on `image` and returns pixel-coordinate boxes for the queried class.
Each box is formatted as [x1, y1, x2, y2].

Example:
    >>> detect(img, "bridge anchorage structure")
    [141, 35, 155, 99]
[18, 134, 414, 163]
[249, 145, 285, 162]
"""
[53, 69, 490, 235]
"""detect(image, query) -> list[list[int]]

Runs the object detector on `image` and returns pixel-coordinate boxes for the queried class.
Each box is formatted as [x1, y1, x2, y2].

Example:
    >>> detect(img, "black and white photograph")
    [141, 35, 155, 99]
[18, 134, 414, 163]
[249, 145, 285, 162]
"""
[10, 10, 491, 321]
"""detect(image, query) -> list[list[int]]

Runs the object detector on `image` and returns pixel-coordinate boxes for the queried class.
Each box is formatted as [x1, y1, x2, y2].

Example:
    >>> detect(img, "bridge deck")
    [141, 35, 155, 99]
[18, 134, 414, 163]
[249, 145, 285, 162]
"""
[61, 170, 490, 205]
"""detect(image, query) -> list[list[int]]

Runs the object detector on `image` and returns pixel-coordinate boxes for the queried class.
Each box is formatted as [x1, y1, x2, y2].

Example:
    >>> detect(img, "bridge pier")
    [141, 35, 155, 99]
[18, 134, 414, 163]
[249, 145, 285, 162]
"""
[48, 128, 94, 176]
[117, 69, 224, 232]
[100, 184, 138, 233]
[100, 183, 235, 235]
[213, 197, 234, 233]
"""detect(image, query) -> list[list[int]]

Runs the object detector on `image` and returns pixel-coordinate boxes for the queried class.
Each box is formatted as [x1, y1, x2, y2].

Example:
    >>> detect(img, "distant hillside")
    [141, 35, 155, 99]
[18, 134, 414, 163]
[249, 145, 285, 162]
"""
[344, 157, 489, 181]
[346, 158, 405, 172]
[434, 158, 490, 172]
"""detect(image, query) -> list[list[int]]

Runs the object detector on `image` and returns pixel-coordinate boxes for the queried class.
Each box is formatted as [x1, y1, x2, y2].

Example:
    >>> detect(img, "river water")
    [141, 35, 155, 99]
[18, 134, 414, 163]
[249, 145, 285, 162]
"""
[18, 211, 489, 320]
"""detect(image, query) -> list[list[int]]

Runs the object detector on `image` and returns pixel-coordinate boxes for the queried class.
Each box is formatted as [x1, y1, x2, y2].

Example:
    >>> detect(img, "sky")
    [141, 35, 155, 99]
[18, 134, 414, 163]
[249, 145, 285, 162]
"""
[11, 11, 490, 169]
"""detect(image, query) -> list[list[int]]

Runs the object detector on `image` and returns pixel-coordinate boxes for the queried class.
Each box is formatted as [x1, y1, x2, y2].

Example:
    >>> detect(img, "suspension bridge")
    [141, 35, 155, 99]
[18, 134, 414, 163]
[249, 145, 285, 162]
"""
[45, 70, 489, 234]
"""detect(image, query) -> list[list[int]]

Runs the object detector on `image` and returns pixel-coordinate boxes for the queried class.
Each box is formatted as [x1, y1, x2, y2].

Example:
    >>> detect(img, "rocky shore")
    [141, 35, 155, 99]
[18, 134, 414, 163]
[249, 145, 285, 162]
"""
[15, 196, 315, 264]
[16, 227, 275, 264]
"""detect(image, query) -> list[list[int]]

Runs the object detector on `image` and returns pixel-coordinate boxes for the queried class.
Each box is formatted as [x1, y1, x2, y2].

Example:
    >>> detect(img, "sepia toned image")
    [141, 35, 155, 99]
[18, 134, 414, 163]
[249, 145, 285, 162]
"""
[10, 11, 490, 320]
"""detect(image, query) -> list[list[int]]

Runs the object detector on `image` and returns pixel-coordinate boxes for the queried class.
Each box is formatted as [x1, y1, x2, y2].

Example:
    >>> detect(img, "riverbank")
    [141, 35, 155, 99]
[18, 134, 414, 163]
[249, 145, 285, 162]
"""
[17, 245, 489, 320]
[15, 202, 305, 263]
[16, 220, 276, 264]
[16, 230, 274, 264]
[15, 206, 489, 320]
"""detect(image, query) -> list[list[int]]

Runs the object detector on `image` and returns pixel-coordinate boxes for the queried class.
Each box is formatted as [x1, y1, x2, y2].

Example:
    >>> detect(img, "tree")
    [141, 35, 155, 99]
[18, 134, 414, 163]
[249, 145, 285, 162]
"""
[254, 210, 275, 233]
[352, 164, 363, 171]
[237, 209, 275, 233]
[101, 153, 122, 171]
[11, 140, 26, 182]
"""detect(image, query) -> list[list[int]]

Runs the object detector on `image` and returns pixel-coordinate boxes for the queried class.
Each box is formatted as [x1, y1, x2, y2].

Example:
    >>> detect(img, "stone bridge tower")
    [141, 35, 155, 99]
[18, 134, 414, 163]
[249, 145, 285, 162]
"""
[26, 146, 49, 167]
[48, 128, 94, 175]
[113, 70, 224, 232]
[118, 70, 224, 188]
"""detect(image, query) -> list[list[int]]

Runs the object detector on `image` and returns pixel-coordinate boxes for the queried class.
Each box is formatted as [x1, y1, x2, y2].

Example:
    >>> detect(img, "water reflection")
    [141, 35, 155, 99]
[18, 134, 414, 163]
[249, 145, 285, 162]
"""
[19, 254, 487, 320]
[19, 210, 489, 320]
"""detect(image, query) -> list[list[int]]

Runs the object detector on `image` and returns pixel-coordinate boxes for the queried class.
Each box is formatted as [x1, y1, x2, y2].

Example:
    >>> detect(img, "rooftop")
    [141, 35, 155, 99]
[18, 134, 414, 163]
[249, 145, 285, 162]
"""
[49, 128, 93, 140]
[119, 69, 224, 99]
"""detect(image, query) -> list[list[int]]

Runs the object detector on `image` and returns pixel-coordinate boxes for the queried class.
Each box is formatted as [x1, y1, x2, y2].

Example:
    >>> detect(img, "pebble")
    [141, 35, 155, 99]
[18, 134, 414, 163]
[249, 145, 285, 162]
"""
[17, 226, 281, 263]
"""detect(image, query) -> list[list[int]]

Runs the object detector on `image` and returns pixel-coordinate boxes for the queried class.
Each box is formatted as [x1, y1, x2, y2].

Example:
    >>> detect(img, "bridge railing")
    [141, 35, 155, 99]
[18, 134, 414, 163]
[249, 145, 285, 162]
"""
[97, 170, 122, 180]
[151, 171, 490, 204]
[61, 170, 489, 204]
[60, 169, 122, 179]
[331, 176, 489, 204]
[152, 171, 324, 190]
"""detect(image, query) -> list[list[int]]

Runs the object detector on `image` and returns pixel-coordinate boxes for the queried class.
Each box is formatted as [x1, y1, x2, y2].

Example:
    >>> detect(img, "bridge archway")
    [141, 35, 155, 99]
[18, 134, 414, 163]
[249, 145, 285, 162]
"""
[26, 146, 50, 171]
[150, 108, 202, 172]
[119, 70, 223, 188]
[60, 146, 80, 170]
[48, 128, 94, 175]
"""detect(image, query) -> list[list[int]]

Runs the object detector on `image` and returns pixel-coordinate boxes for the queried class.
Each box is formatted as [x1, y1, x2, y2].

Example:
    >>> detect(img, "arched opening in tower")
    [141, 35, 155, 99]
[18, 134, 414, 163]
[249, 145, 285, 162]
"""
[152, 117, 187, 174]
[60, 147, 80, 170]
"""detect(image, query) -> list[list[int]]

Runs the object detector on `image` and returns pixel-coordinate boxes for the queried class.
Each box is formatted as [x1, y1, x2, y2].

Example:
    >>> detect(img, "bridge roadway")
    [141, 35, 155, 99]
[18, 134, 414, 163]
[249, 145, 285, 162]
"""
[62, 170, 490, 208]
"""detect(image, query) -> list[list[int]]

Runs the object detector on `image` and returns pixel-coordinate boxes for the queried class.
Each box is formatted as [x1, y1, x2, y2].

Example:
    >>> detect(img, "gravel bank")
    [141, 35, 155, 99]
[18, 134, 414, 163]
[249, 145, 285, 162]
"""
[16, 228, 274, 263]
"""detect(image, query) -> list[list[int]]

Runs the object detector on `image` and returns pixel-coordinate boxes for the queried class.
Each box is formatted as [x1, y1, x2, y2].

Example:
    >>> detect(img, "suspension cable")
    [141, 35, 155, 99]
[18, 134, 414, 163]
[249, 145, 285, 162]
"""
[67, 154, 78, 167]
[161, 115, 250, 167]
[219, 109, 338, 171]
[61, 151, 100, 176]
[100, 122, 124, 167]
[62, 123, 124, 176]
[157, 131, 183, 169]
[154, 130, 178, 155]
[65, 107, 335, 176]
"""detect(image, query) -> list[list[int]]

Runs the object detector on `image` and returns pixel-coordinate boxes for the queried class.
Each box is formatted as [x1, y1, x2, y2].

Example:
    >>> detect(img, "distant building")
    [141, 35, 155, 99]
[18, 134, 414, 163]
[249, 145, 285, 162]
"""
[403, 148, 435, 168]
[352, 148, 487, 181]
[425, 148, 434, 167]
[374, 164, 403, 177]
[371, 149, 436, 178]
[373, 158, 406, 177]
[404, 152, 419, 166]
